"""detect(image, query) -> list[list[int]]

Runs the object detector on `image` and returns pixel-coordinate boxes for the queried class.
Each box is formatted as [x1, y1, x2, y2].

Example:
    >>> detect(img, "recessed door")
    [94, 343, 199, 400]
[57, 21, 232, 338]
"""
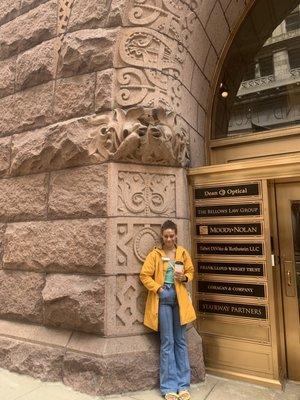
[276, 182, 300, 381]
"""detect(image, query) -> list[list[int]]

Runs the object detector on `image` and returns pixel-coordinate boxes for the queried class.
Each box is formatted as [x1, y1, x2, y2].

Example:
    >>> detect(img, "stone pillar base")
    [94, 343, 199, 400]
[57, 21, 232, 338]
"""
[0, 320, 205, 396]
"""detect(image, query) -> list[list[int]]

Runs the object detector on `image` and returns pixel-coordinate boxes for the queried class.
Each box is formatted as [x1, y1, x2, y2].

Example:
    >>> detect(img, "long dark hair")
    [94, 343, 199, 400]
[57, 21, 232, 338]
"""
[161, 220, 177, 234]
[160, 220, 177, 246]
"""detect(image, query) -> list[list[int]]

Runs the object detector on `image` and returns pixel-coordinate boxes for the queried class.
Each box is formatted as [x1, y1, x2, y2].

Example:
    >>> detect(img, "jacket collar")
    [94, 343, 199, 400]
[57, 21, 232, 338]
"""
[153, 244, 184, 258]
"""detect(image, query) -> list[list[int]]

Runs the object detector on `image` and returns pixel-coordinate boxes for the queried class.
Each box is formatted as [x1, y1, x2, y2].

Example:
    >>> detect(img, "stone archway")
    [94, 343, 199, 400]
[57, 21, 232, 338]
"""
[0, 0, 298, 396]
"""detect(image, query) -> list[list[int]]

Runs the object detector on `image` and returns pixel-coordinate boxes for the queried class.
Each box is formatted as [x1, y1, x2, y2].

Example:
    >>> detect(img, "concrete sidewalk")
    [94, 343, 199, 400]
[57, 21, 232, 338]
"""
[0, 368, 299, 400]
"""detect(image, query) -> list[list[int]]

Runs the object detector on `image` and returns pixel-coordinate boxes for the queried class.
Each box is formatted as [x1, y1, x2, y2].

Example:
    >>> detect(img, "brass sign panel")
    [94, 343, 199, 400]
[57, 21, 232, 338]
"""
[197, 242, 264, 256]
[196, 223, 262, 236]
[195, 183, 260, 200]
[198, 300, 267, 319]
[195, 203, 261, 218]
[198, 281, 265, 297]
[197, 261, 264, 276]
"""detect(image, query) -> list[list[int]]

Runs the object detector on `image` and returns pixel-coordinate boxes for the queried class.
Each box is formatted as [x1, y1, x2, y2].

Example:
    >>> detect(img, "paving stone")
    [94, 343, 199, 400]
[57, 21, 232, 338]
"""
[0, 369, 298, 400]
[17, 380, 103, 400]
[0, 367, 42, 400]
[206, 378, 285, 400]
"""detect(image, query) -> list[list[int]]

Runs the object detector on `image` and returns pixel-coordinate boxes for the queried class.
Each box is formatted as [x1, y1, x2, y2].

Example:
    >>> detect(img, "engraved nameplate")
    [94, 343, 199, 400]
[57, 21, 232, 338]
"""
[195, 183, 260, 200]
[197, 261, 264, 276]
[198, 300, 267, 319]
[196, 223, 262, 236]
[198, 281, 265, 297]
[197, 242, 264, 256]
[195, 203, 261, 218]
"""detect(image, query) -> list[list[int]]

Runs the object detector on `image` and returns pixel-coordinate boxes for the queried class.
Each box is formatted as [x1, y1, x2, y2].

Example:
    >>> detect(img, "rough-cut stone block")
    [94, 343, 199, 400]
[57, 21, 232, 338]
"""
[107, 0, 126, 27]
[43, 274, 105, 334]
[3, 219, 107, 274]
[49, 165, 108, 219]
[58, 28, 119, 78]
[63, 329, 204, 396]
[10, 118, 97, 176]
[0, 326, 204, 396]
[0, 57, 16, 98]
[206, 2, 229, 54]
[0, 1, 57, 61]
[53, 74, 95, 122]
[0, 174, 47, 222]
[20, 0, 49, 14]
[0, 0, 20, 27]
[0, 224, 5, 266]
[187, 327, 205, 382]
[63, 333, 160, 396]
[0, 270, 44, 323]
[67, 0, 109, 32]
[16, 39, 56, 91]
[95, 69, 115, 112]
[0, 336, 63, 381]
[0, 319, 72, 347]
[0, 137, 11, 177]
[0, 81, 53, 136]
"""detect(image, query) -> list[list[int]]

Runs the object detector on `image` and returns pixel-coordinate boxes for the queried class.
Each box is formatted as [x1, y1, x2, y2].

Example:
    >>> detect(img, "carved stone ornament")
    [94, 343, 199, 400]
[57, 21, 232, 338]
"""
[115, 67, 182, 110]
[88, 108, 190, 166]
[57, 0, 75, 51]
[118, 171, 176, 216]
[125, 0, 197, 47]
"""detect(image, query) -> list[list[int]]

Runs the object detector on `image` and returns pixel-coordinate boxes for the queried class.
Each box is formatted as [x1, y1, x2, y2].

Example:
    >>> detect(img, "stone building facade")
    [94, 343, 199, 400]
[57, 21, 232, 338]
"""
[0, 0, 297, 396]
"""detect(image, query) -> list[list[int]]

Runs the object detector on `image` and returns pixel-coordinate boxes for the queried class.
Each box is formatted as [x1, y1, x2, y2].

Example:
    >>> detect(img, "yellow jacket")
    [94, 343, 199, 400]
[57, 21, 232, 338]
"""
[140, 245, 196, 331]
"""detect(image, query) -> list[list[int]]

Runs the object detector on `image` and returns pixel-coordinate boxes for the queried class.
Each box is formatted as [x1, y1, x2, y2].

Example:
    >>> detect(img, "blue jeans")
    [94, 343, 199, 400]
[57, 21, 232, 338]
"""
[159, 284, 190, 395]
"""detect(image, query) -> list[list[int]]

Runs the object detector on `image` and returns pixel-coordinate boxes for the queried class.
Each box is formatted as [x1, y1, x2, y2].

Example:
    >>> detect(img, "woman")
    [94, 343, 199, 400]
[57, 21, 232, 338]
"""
[140, 220, 196, 400]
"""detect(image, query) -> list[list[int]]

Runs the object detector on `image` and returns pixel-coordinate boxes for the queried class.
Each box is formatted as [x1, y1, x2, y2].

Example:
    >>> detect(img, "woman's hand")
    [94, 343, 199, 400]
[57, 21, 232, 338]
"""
[174, 271, 187, 282]
[158, 287, 164, 294]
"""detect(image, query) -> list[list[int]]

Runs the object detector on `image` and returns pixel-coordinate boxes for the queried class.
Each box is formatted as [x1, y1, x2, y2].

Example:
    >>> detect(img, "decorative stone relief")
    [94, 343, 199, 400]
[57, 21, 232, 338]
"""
[117, 28, 186, 78]
[115, 67, 181, 109]
[116, 275, 147, 334]
[124, 0, 197, 48]
[57, 0, 75, 39]
[114, 1, 198, 109]
[107, 218, 191, 274]
[118, 171, 176, 216]
[88, 107, 189, 166]
[55, 0, 75, 72]
[115, 222, 161, 273]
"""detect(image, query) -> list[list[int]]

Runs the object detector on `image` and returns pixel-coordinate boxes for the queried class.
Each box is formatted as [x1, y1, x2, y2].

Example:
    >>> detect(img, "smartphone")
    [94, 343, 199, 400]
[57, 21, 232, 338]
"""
[174, 261, 184, 273]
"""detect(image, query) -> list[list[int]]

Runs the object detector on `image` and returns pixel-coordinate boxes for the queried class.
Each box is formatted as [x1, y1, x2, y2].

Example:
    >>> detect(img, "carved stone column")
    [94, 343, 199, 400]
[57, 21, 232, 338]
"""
[60, 108, 205, 395]
[0, 0, 205, 396]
